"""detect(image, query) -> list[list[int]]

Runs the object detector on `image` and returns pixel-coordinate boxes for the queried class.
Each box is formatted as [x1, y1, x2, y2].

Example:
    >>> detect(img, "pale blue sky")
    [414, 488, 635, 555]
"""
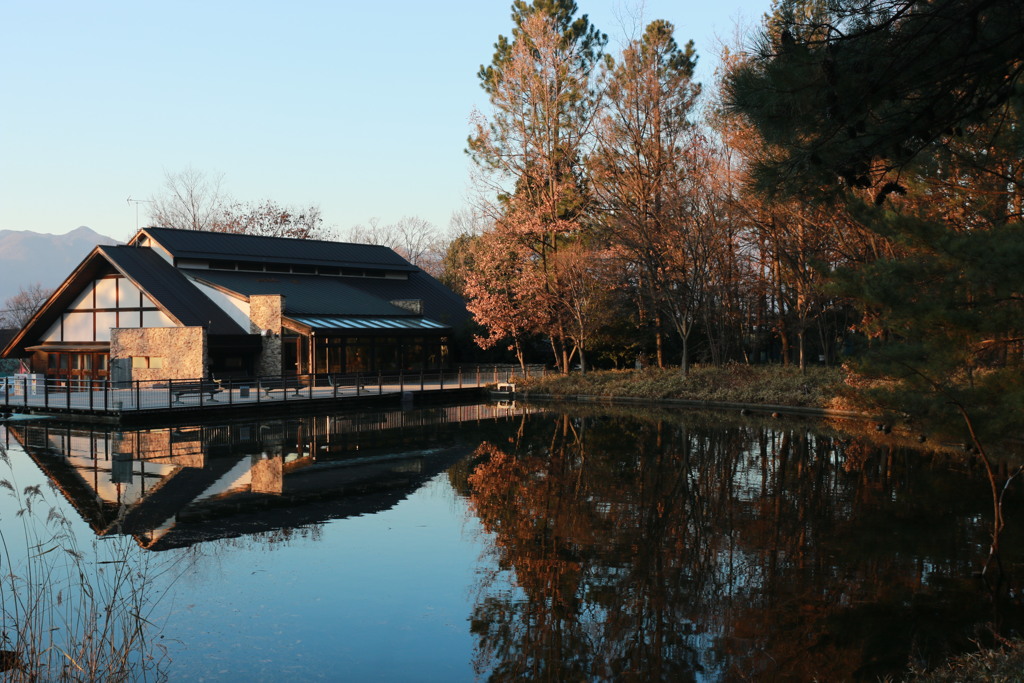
[1, 1, 768, 243]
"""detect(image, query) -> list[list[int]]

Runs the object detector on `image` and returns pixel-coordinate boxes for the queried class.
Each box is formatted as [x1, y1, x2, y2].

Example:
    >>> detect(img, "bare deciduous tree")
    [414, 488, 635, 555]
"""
[447, 208, 489, 238]
[591, 19, 705, 373]
[550, 244, 616, 373]
[214, 200, 334, 240]
[344, 216, 444, 273]
[1, 283, 53, 329]
[148, 167, 226, 231]
[438, 209, 493, 296]
[148, 169, 335, 241]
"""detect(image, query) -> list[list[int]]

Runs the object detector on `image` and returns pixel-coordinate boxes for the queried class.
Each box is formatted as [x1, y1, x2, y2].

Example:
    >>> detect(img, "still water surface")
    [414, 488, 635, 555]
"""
[1, 402, 1021, 681]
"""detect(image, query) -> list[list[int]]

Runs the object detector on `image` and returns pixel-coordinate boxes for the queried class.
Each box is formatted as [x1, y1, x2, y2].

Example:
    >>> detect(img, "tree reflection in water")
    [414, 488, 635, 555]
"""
[464, 407, 1024, 681]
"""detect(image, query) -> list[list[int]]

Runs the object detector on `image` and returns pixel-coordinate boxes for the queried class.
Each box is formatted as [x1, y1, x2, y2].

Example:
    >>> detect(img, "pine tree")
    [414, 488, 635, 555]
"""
[468, 2, 607, 372]
[728, 0, 1024, 570]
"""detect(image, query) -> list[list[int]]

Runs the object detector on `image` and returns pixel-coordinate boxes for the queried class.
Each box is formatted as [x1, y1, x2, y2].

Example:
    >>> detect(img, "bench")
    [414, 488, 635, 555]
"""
[257, 376, 306, 398]
[166, 380, 223, 404]
[326, 374, 371, 392]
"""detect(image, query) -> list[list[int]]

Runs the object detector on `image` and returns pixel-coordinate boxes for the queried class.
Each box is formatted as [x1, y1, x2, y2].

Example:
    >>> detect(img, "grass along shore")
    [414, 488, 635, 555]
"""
[507, 365, 848, 411]
[903, 638, 1024, 682]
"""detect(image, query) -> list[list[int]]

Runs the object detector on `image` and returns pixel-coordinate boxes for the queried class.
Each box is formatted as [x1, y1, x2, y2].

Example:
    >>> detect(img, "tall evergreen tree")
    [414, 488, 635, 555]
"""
[728, 0, 1024, 568]
[729, 0, 1023, 201]
[468, 2, 607, 372]
[477, 0, 605, 98]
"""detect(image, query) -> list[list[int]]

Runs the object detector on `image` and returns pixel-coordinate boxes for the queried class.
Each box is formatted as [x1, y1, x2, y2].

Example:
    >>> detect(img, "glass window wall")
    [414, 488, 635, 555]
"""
[309, 334, 449, 375]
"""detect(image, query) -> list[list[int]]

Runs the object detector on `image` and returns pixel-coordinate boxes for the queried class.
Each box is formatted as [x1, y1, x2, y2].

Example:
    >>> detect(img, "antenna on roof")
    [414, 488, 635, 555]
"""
[127, 197, 152, 233]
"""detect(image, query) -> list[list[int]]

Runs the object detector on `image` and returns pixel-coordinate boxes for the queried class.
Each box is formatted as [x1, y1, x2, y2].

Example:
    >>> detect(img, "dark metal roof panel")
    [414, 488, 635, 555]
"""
[99, 246, 247, 335]
[181, 270, 415, 318]
[138, 227, 415, 271]
[335, 272, 470, 327]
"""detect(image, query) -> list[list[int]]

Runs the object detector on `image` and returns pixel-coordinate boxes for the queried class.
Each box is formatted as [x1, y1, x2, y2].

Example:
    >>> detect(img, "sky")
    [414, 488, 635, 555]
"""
[1, 0, 769, 244]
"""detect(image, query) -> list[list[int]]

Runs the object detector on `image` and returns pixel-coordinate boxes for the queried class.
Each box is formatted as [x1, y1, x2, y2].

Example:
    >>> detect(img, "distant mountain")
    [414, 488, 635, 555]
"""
[0, 227, 119, 304]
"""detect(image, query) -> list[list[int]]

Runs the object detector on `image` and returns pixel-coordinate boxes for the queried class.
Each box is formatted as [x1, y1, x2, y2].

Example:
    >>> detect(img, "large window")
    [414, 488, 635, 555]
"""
[310, 335, 449, 375]
[132, 356, 164, 369]
[346, 338, 372, 373]
[42, 275, 174, 343]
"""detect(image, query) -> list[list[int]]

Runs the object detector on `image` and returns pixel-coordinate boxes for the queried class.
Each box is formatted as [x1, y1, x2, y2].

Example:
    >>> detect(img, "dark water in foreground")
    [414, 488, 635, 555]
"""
[1, 402, 1022, 681]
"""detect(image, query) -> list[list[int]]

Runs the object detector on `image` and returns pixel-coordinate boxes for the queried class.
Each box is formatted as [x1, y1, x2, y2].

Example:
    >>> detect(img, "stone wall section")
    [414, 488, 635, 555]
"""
[110, 326, 206, 381]
[116, 429, 206, 468]
[250, 454, 284, 494]
[249, 295, 284, 377]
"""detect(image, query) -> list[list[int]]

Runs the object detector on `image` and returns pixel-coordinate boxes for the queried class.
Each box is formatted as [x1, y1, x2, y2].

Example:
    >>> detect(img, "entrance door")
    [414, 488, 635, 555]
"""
[110, 357, 132, 387]
[283, 338, 300, 377]
[46, 352, 110, 385]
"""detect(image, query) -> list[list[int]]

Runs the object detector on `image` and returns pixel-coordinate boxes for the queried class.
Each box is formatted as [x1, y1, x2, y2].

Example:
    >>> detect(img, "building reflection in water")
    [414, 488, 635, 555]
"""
[4, 402, 534, 550]
[5, 402, 1024, 680]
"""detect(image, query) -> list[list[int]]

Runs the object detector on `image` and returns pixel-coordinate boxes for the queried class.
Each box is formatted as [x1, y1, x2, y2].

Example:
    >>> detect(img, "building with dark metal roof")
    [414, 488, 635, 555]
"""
[0, 329, 17, 353]
[1, 227, 469, 382]
[137, 227, 416, 271]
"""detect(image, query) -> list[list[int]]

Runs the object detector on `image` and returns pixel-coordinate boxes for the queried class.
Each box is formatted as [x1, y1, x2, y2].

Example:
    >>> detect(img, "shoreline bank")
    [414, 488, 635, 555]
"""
[499, 365, 853, 412]
[503, 389, 868, 420]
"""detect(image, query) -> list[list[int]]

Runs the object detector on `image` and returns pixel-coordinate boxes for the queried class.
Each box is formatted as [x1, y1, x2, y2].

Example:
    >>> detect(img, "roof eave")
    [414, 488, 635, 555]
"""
[96, 246, 187, 328]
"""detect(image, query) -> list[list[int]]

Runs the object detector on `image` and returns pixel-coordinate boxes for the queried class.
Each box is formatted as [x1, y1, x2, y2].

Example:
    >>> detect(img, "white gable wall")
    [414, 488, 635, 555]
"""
[135, 234, 174, 264]
[190, 280, 251, 330]
[46, 275, 177, 343]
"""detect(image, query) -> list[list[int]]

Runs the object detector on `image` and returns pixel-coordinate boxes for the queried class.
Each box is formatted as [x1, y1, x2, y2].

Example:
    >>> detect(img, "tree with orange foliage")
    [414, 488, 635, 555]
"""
[590, 20, 715, 374]
[469, 5, 606, 372]
[548, 243, 616, 373]
[462, 227, 549, 370]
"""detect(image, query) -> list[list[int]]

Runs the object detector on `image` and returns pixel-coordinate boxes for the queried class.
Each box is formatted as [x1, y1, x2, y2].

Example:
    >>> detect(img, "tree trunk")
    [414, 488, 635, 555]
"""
[555, 323, 571, 374]
[549, 338, 562, 373]
[680, 331, 690, 376]
[797, 327, 806, 373]
[816, 318, 830, 367]
[778, 320, 791, 366]
[704, 308, 721, 366]
[655, 315, 665, 368]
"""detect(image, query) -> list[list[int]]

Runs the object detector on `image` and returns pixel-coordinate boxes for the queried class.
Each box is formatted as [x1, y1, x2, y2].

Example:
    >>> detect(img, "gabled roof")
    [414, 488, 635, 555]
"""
[184, 267, 471, 331]
[1, 246, 246, 357]
[135, 227, 417, 271]
[99, 246, 246, 335]
[183, 270, 416, 317]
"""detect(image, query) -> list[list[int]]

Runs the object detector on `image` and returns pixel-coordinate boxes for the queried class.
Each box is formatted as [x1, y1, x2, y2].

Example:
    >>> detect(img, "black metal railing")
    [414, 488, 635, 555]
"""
[0, 365, 536, 414]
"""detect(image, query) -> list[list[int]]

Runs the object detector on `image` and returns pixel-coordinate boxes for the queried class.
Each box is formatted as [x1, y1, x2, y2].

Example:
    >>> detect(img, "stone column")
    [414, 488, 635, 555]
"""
[249, 295, 285, 377]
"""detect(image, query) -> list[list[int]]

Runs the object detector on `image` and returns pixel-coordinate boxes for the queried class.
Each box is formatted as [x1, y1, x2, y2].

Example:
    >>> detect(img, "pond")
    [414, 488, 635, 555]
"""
[0, 401, 1021, 681]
